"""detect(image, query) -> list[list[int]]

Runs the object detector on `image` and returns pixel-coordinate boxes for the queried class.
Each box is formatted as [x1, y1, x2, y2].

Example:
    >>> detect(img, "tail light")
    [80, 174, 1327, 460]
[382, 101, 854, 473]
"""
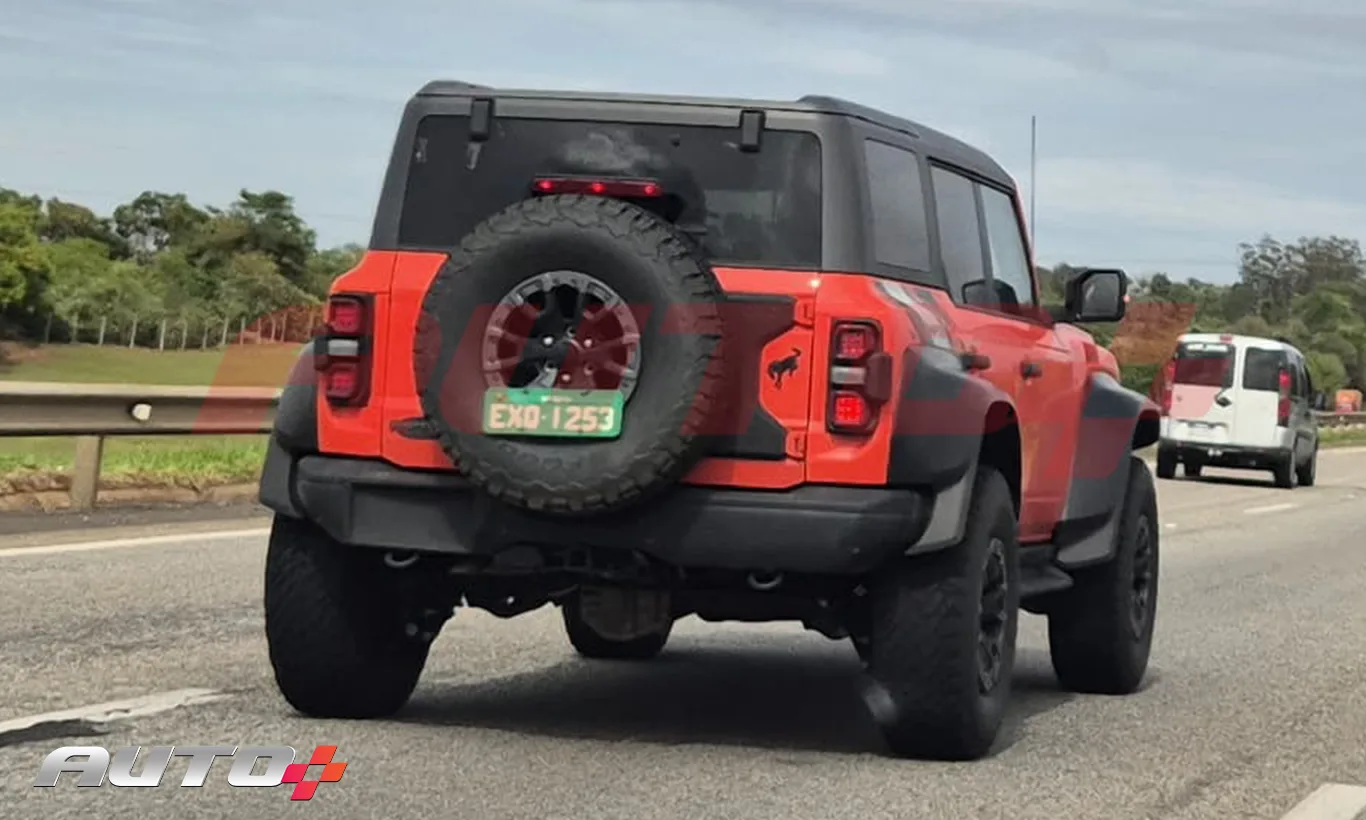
[827, 321, 892, 435]
[532, 177, 664, 198]
[317, 294, 373, 406]
[1160, 359, 1175, 416]
[1277, 367, 1291, 426]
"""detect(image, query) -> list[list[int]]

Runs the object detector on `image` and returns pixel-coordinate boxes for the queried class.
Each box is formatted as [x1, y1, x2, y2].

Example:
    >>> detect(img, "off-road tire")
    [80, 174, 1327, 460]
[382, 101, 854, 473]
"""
[1296, 444, 1317, 487]
[1048, 456, 1159, 695]
[562, 594, 670, 660]
[264, 515, 430, 718]
[1155, 447, 1177, 480]
[1272, 452, 1297, 489]
[414, 195, 726, 517]
[862, 466, 1020, 761]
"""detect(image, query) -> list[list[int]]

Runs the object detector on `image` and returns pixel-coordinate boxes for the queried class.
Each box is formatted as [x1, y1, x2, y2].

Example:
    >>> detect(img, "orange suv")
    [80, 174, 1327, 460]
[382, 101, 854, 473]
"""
[258, 82, 1162, 761]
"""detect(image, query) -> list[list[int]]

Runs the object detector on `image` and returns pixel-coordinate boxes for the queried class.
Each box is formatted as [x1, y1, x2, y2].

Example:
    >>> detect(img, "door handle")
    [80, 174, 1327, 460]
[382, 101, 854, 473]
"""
[960, 351, 992, 372]
[1020, 361, 1042, 379]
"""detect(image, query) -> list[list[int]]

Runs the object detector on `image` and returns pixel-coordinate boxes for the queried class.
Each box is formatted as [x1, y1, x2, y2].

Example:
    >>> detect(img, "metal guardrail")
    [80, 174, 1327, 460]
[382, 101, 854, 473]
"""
[0, 382, 279, 511]
[1319, 410, 1366, 428]
[0, 382, 1362, 511]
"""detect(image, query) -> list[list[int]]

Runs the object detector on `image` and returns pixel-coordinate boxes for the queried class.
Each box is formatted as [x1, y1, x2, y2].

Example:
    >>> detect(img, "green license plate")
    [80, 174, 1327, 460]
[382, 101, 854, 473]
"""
[481, 388, 624, 439]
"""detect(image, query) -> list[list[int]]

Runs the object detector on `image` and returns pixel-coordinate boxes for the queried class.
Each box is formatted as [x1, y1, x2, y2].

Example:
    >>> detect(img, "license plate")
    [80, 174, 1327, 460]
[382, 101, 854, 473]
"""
[481, 388, 624, 439]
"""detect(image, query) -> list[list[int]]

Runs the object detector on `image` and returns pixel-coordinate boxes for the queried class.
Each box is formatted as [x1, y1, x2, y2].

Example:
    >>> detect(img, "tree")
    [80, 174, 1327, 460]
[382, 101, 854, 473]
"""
[41, 199, 126, 254]
[0, 200, 50, 311]
[304, 244, 363, 297]
[1306, 351, 1348, 397]
[223, 190, 318, 287]
[42, 238, 116, 327]
[219, 251, 317, 324]
[112, 192, 210, 259]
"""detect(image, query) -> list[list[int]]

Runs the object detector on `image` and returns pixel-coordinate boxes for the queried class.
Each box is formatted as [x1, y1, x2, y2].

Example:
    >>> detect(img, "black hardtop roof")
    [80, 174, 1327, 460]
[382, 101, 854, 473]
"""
[414, 80, 1012, 187]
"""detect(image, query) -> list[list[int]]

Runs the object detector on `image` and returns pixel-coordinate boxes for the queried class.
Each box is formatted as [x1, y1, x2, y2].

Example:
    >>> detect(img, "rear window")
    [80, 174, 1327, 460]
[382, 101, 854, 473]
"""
[1242, 347, 1287, 391]
[1173, 342, 1233, 388]
[397, 115, 823, 268]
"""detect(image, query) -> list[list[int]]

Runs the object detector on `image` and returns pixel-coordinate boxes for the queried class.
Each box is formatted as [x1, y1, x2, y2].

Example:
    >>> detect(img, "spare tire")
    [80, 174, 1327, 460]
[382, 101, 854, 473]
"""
[414, 194, 726, 516]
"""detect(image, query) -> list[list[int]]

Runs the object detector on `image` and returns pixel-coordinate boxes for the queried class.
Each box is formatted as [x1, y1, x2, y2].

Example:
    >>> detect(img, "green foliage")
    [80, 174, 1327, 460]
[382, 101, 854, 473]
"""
[0, 198, 51, 311]
[4, 182, 1365, 393]
[0, 187, 358, 339]
[1305, 351, 1348, 395]
[1047, 233, 1366, 391]
[1119, 362, 1161, 397]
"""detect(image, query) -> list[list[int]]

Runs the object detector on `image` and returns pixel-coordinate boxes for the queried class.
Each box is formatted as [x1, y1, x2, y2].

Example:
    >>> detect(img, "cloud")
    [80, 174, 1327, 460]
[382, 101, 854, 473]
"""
[1040, 157, 1366, 239]
[1, 0, 1363, 275]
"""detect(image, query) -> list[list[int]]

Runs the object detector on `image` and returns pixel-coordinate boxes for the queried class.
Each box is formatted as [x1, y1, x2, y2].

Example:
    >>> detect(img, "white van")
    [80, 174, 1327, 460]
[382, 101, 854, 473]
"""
[1156, 333, 1319, 488]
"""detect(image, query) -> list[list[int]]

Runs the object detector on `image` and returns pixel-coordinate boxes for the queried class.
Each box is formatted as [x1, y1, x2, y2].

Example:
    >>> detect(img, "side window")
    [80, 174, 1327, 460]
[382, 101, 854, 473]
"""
[930, 166, 986, 304]
[1242, 348, 1285, 392]
[978, 185, 1036, 310]
[863, 139, 930, 271]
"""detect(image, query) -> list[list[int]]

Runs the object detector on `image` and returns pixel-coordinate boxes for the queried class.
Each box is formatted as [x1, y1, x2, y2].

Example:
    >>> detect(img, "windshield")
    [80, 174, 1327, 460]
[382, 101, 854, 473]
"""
[397, 115, 823, 268]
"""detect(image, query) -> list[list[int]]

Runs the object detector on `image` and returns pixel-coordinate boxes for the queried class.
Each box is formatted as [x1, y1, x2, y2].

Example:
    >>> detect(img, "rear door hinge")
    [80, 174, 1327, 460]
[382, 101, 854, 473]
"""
[795, 298, 816, 328]
[786, 431, 808, 459]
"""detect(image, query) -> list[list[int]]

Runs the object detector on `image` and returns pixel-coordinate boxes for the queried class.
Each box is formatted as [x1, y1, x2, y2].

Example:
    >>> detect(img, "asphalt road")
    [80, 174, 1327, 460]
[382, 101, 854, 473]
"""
[1, 453, 1365, 820]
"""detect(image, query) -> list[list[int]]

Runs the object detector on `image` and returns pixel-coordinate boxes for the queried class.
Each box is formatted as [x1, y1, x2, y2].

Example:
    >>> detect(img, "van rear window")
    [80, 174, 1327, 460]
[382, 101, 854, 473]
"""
[397, 115, 823, 268]
[1242, 348, 1287, 391]
[1173, 342, 1233, 388]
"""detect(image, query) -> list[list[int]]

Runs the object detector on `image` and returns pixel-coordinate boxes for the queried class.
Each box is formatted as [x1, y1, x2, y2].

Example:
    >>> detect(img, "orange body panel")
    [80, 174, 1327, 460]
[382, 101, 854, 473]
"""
[379, 251, 455, 469]
[317, 249, 1104, 538]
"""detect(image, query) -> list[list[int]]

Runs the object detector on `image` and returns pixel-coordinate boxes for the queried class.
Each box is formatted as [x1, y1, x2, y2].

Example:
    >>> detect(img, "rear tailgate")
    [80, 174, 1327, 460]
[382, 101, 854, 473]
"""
[1167, 340, 1236, 445]
[371, 105, 826, 488]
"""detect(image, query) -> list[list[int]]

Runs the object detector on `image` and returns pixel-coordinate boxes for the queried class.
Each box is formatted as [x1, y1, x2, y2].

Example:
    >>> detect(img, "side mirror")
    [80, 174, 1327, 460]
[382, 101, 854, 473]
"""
[1061, 268, 1127, 324]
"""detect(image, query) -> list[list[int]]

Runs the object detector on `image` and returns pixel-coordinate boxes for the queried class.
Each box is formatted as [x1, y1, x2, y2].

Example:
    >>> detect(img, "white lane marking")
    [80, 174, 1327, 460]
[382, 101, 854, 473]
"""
[1278, 783, 1366, 820]
[0, 527, 271, 559]
[0, 688, 231, 736]
[1244, 502, 1299, 516]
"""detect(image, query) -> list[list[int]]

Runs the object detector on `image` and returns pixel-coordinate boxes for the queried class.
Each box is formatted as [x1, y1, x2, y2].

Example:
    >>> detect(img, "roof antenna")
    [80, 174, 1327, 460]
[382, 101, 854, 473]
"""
[1029, 114, 1037, 255]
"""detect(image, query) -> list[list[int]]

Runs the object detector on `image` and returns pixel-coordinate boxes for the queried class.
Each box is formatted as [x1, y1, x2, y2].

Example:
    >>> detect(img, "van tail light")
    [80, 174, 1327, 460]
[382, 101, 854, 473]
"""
[1160, 360, 1175, 416]
[316, 294, 373, 406]
[1277, 367, 1291, 427]
[827, 321, 891, 435]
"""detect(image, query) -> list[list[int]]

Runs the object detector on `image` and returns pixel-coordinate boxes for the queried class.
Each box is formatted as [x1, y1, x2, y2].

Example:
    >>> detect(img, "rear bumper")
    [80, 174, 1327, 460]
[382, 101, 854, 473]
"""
[260, 444, 933, 576]
[1159, 439, 1288, 467]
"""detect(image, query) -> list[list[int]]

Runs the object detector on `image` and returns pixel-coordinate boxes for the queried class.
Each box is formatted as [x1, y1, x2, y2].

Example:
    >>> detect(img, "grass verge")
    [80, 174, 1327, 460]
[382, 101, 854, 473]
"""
[0, 341, 301, 386]
[0, 436, 268, 494]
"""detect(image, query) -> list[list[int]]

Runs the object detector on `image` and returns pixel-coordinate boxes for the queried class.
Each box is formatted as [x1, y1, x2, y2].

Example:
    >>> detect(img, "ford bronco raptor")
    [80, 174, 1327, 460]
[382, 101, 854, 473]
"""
[258, 81, 1162, 761]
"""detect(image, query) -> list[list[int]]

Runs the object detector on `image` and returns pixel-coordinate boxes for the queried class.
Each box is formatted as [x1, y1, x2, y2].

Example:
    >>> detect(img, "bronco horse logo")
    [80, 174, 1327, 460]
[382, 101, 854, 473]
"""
[767, 348, 801, 388]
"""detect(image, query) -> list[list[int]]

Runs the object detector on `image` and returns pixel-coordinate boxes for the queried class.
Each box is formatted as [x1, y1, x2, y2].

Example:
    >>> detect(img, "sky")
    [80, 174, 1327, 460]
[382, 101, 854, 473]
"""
[1, 0, 1364, 284]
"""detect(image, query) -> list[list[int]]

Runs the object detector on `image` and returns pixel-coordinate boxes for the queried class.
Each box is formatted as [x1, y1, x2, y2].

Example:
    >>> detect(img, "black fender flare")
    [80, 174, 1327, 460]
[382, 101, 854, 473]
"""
[886, 345, 1020, 553]
[1054, 371, 1161, 569]
[258, 343, 318, 519]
